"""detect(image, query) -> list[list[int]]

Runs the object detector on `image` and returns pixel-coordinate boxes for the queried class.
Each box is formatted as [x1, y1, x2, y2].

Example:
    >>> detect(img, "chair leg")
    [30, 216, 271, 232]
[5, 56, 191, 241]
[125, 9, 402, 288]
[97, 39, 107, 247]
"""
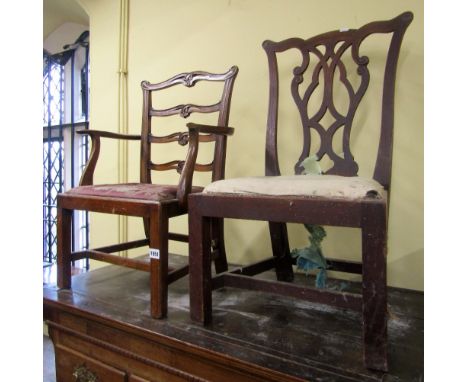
[57, 206, 72, 289]
[211, 218, 228, 273]
[268, 222, 294, 282]
[149, 209, 169, 319]
[361, 202, 388, 371]
[189, 210, 213, 325]
[143, 217, 150, 239]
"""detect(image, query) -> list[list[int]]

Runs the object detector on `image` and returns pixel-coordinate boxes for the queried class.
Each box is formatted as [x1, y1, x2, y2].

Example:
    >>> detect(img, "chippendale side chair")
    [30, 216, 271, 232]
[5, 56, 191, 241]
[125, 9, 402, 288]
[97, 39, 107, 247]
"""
[57, 66, 238, 318]
[189, 13, 412, 371]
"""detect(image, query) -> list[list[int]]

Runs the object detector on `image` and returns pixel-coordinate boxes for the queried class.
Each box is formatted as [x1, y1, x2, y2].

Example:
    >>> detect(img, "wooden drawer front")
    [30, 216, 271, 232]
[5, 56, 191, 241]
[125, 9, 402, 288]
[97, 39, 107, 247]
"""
[55, 344, 126, 382]
[48, 320, 206, 382]
[129, 376, 151, 382]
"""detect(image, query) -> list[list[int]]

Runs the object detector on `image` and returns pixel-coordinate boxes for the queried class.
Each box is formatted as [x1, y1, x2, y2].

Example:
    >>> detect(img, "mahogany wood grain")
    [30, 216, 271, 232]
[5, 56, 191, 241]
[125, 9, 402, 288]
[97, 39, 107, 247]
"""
[186, 122, 234, 136]
[228, 257, 276, 276]
[94, 238, 149, 253]
[219, 273, 363, 311]
[149, 103, 221, 118]
[77, 129, 141, 186]
[167, 265, 189, 284]
[148, 132, 216, 145]
[150, 206, 169, 318]
[209, 218, 228, 274]
[361, 201, 388, 371]
[57, 207, 72, 289]
[54, 344, 127, 382]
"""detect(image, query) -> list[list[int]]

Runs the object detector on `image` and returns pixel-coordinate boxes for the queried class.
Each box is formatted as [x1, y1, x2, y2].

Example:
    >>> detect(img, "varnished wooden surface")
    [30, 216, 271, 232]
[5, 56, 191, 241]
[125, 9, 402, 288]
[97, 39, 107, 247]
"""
[44, 255, 423, 381]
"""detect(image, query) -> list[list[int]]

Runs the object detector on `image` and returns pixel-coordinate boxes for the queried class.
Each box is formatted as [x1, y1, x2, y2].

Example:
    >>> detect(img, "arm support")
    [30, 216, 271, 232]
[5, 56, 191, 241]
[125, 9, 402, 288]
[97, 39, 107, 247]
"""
[77, 129, 141, 186]
[177, 123, 235, 208]
[186, 122, 234, 136]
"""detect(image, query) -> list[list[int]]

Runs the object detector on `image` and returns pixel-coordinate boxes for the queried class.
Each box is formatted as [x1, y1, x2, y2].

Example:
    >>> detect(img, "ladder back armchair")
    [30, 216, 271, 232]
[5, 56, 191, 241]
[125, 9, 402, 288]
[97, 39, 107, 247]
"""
[57, 66, 238, 318]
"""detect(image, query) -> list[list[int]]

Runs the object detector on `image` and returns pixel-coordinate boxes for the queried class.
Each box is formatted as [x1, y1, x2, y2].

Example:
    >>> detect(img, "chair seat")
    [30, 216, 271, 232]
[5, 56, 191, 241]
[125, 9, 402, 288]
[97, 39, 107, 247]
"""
[66, 183, 204, 201]
[203, 175, 385, 200]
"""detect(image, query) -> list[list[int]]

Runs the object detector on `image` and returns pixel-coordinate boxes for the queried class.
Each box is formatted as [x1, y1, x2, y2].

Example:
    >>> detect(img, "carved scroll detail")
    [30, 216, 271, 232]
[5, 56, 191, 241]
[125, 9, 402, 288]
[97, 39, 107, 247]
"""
[150, 102, 220, 118]
[176, 161, 185, 174]
[180, 105, 192, 118]
[183, 73, 195, 87]
[141, 66, 238, 91]
[178, 132, 189, 146]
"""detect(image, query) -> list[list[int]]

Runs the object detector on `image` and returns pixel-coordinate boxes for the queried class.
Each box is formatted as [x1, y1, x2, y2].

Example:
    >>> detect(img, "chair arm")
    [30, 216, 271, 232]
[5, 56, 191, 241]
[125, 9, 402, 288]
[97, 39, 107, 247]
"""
[186, 122, 234, 136]
[176, 123, 234, 208]
[77, 129, 141, 186]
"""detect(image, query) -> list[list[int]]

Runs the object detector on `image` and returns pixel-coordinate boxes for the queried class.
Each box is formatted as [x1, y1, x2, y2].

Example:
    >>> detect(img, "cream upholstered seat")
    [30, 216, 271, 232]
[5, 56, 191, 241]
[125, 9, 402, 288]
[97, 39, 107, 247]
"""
[67, 183, 203, 201]
[204, 175, 385, 200]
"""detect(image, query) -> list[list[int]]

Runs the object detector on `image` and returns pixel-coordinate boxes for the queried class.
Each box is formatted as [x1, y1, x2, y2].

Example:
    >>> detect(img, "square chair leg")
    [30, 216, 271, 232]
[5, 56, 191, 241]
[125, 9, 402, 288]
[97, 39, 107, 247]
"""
[361, 201, 388, 371]
[189, 211, 212, 325]
[149, 209, 169, 319]
[57, 207, 72, 289]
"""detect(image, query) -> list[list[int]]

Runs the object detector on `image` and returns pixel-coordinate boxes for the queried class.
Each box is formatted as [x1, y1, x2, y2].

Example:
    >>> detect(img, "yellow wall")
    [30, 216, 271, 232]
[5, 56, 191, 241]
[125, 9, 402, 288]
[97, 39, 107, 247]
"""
[79, 0, 423, 290]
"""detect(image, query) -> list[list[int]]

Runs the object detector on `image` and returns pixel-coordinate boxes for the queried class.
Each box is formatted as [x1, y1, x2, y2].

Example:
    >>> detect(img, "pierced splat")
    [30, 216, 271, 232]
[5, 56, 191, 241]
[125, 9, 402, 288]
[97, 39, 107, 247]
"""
[263, 12, 413, 189]
[291, 36, 369, 176]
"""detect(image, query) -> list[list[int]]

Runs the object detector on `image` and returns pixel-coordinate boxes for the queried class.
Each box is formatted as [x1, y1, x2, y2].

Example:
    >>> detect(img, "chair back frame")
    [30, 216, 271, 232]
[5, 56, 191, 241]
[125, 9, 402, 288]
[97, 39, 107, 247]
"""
[140, 66, 239, 189]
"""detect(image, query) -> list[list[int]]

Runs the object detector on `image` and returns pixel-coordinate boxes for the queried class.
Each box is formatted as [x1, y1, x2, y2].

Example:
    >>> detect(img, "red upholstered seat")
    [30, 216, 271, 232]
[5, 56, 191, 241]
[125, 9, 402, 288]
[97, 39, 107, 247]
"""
[66, 183, 203, 201]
